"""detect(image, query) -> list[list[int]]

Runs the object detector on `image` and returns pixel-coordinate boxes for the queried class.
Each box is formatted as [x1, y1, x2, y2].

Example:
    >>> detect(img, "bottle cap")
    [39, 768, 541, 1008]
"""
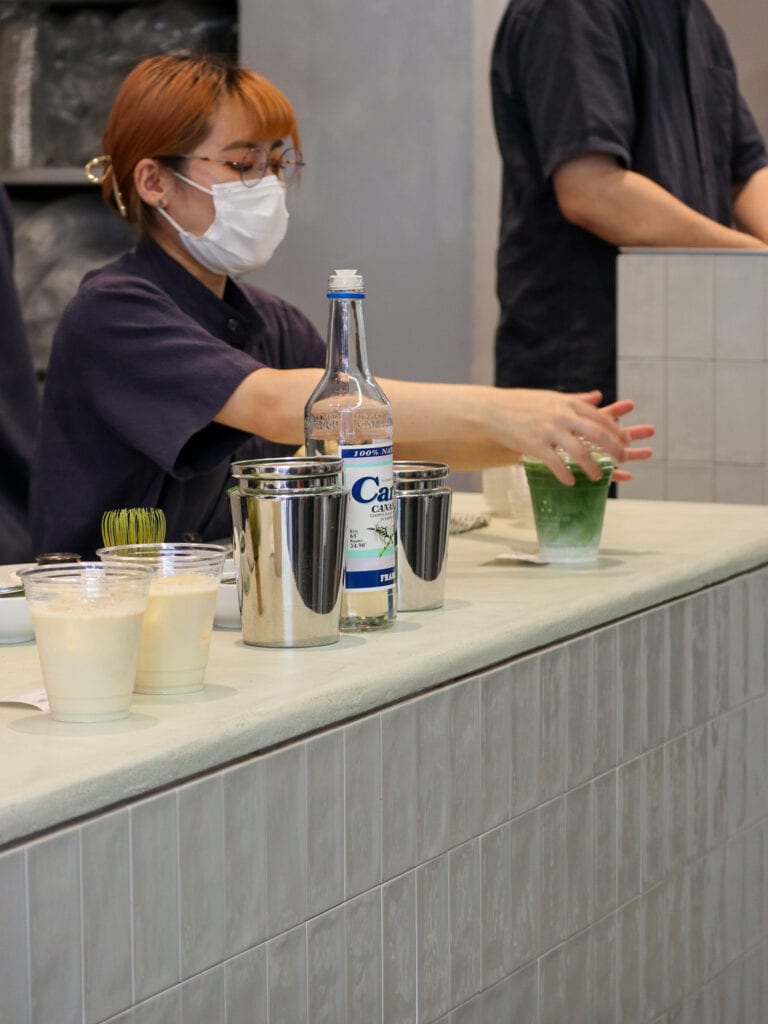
[328, 268, 364, 293]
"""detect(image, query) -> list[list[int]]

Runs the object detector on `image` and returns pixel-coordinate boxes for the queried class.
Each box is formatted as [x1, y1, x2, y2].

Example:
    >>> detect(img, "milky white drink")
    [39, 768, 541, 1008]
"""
[135, 572, 218, 693]
[32, 598, 146, 722]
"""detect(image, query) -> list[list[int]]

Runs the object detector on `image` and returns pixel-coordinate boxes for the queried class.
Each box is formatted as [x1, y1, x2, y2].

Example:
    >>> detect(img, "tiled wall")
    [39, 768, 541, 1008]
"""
[617, 251, 768, 502]
[1, 569, 768, 1023]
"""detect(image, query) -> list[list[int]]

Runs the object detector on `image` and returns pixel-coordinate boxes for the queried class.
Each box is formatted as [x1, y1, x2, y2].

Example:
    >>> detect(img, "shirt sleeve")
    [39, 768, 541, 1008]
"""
[53, 273, 268, 476]
[731, 97, 768, 184]
[726, 66, 768, 185]
[510, 0, 638, 179]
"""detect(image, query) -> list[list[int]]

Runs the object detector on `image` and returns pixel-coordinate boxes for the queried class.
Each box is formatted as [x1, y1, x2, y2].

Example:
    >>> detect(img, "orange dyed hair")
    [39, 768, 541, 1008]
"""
[100, 53, 300, 227]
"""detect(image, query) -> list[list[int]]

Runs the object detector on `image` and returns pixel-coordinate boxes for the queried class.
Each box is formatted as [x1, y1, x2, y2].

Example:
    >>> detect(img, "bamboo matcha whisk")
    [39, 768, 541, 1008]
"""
[101, 507, 167, 546]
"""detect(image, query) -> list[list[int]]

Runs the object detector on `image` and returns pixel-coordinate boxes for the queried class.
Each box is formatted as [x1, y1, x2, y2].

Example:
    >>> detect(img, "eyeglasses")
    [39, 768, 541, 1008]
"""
[171, 145, 305, 187]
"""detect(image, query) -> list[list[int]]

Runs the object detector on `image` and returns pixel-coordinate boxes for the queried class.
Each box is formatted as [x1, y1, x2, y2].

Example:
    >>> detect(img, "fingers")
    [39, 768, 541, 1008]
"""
[523, 394, 654, 487]
[564, 417, 626, 464]
[527, 429, 610, 484]
[569, 398, 630, 448]
[601, 399, 634, 419]
[539, 407, 652, 475]
[590, 402, 655, 464]
[556, 435, 606, 480]
[533, 399, 622, 462]
[492, 389, 652, 480]
[625, 423, 655, 441]
[622, 445, 654, 462]
[573, 390, 603, 407]
[613, 443, 654, 482]
[523, 442, 576, 485]
[539, 453, 576, 486]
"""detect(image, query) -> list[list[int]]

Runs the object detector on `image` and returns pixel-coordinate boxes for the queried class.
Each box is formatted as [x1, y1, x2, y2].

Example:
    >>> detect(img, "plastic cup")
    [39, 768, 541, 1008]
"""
[97, 543, 226, 694]
[522, 450, 613, 564]
[18, 562, 153, 722]
[0, 591, 35, 645]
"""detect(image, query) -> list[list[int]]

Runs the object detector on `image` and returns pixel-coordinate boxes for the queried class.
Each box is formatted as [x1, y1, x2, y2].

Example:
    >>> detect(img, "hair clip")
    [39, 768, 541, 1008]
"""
[84, 154, 128, 219]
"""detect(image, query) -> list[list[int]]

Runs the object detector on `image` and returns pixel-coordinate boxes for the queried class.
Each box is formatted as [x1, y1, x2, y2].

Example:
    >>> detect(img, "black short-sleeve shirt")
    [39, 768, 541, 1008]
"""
[30, 237, 325, 556]
[491, 0, 768, 402]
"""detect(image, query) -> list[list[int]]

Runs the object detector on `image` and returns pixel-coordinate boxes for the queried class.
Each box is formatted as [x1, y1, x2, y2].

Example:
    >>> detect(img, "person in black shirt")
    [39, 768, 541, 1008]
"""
[0, 184, 39, 562]
[491, 0, 768, 404]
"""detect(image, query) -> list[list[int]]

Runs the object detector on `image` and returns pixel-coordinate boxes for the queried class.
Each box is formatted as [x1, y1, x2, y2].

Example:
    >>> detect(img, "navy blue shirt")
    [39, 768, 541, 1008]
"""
[31, 237, 325, 557]
[0, 184, 39, 562]
[491, 0, 768, 402]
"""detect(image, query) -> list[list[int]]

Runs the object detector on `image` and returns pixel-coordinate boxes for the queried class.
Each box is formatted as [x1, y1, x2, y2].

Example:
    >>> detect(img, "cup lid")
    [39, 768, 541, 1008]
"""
[522, 446, 614, 468]
[95, 543, 227, 572]
[18, 561, 155, 585]
[393, 461, 450, 492]
[232, 456, 342, 478]
[393, 461, 450, 481]
[231, 456, 343, 492]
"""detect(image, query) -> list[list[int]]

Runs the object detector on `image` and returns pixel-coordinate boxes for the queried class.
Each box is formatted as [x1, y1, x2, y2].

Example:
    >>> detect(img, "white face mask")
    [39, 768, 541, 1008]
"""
[158, 172, 289, 277]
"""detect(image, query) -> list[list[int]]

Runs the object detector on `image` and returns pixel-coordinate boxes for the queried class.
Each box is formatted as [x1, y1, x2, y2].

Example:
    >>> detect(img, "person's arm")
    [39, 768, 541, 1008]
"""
[212, 366, 322, 443]
[214, 368, 652, 485]
[392, 399, 653, 481]
[732, 165, 768, 243]
[552, 152, 768, 249]
[382, 381, 638, 481]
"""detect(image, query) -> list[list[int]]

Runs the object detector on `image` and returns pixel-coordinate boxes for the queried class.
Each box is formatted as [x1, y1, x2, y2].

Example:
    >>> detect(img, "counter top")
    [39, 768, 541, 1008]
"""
[2, 495, 768, 847]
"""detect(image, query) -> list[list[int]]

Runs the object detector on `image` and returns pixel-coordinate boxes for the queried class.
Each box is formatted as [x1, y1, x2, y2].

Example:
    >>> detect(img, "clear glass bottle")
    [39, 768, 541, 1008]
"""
[304, 269, 396, 631]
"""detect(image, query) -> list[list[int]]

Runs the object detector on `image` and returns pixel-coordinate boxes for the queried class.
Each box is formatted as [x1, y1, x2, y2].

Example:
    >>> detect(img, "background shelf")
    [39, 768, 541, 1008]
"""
[2, 167, 90, 186]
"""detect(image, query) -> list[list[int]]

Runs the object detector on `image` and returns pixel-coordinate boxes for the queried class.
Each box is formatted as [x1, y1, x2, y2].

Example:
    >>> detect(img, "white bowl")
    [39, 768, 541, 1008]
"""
[0, 593, 35, 644]
[214, 577, 241, 630]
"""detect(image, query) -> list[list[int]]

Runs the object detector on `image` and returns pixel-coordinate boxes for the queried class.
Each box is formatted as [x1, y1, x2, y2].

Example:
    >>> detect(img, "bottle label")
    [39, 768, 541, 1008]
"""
[341, 443, 396, 591]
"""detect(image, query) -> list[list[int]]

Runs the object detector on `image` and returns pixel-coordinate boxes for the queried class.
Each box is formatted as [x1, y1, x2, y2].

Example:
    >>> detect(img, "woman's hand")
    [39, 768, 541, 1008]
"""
[601, 399, 654, 483]
[486, 389, 653, 485]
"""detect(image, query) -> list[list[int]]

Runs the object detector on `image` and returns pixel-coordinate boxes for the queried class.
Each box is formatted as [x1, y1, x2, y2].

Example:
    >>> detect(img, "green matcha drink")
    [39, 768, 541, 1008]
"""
[522, 452, 613, 563]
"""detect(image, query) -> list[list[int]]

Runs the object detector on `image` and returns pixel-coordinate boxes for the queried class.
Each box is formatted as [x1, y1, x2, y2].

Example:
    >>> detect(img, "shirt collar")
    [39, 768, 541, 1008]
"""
[132, 236, 258, 340]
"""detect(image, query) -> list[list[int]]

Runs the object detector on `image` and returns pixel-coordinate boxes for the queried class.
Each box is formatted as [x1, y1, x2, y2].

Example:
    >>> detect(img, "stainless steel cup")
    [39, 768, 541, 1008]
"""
[229, 457, 348, 647]
[394, 461, 452, 611]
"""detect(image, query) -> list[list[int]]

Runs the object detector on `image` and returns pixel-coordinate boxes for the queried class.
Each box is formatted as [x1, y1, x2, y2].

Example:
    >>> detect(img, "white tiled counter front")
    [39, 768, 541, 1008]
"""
[618, 249, 768, 504]
[1, 496, 768, 1023]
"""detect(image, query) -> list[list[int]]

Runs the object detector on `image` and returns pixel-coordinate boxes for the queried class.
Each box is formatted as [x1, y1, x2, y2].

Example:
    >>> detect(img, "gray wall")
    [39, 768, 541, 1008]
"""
[709, 0, 768, 143]
[240, 1, 478, 386]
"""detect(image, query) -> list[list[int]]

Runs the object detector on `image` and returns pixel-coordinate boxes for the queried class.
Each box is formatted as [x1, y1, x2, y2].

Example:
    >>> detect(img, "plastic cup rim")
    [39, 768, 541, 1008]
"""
[19, 561, 155, 581]
[96, 543, 227, 572]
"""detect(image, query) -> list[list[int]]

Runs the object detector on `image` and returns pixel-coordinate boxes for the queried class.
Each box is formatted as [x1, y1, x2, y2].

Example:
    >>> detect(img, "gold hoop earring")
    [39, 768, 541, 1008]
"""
[84, 154, 128, 218]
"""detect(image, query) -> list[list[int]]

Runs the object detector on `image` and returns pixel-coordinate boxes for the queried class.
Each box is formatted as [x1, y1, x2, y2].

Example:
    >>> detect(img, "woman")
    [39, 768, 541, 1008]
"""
[30, 54, 652, 557]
